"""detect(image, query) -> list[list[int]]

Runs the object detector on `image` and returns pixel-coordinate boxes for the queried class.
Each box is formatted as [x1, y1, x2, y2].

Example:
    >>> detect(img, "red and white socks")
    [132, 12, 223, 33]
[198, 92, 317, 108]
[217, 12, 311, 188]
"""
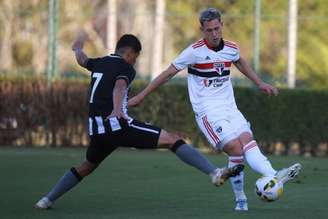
[243, 140, 277, 176]
[228, 156, 247, 201]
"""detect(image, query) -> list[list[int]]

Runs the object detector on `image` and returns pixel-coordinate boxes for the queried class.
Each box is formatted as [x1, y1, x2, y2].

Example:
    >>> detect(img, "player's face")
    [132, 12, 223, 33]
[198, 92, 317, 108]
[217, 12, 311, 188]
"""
[201, 19, 223, 47]
[125, 49, 139, 65]
[130, 52, 139, 65]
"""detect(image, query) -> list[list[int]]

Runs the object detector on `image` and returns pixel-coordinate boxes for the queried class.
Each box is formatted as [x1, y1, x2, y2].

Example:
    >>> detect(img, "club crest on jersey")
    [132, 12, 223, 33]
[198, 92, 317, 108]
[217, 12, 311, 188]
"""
[216, 126, 222, 133]
[214, 62, 225, 75]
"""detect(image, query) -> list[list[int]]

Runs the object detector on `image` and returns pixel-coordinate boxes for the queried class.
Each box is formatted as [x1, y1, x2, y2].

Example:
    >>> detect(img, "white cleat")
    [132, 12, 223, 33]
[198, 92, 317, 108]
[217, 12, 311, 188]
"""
[211, 164, 244, 187]
[276, 163, 302, 184]
[235, 199, 248, 211]
[34, 197, 53, 209]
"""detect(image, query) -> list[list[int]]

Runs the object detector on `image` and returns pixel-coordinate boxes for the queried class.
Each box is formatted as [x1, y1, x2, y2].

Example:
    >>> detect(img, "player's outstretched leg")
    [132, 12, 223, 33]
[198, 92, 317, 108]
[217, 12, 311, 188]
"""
[159, 130, 244, 186]
[172, 139, 244, 186]
[243, 140, 277, 176]
[35, 161, 96, 209]
[275, 163, 302, 184]
[243, 139, 302, 183]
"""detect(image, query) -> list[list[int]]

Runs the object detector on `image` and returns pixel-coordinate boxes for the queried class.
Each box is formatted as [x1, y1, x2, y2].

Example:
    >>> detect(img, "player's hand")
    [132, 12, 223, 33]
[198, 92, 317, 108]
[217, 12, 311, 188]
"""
[72, 31, 87, 51]
[258, 82, 279, 96]
[106, 110, 128, 121]
[72, 39, 84, 51]
[128, 94, 145, 107]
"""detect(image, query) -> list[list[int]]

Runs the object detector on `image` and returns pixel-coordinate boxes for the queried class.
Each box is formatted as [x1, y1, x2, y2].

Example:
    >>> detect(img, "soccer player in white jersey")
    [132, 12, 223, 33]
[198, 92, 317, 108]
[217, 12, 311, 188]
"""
[129, 8, 302, 211]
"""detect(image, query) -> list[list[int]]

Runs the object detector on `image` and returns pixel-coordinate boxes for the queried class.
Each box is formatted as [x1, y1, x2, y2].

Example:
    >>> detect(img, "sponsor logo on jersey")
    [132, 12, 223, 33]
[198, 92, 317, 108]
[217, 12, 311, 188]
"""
[203, 77, 229, 87]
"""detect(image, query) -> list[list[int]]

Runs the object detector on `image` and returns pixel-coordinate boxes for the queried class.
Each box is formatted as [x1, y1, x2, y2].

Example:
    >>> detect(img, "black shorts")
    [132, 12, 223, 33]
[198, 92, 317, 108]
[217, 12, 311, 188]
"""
[86, 117, 161, 164]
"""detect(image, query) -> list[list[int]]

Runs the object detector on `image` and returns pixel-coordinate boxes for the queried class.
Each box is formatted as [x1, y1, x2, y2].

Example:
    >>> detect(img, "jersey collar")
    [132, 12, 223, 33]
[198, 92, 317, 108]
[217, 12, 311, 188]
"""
[109, 53, 123, 58]
[204, 38, 224, 52]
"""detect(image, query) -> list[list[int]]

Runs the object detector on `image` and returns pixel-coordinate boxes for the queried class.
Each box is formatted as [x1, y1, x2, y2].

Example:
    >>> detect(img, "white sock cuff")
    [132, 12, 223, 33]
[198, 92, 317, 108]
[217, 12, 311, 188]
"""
[243, 140, 258, 153]
[228, 156, 244, 164]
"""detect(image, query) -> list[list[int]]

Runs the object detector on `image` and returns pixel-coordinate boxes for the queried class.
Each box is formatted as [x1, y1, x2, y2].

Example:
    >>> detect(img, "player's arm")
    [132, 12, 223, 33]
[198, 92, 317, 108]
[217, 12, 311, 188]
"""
[109, 79, 128, 120]
[233, 57, 278, 96]
[72, 36, 89, 68]
[128, 64, 180, 107]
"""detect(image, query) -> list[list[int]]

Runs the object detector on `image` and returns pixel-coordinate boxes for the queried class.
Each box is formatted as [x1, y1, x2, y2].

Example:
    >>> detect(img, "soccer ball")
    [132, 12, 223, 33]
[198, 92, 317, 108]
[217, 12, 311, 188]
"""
[255, 176, 283, 202]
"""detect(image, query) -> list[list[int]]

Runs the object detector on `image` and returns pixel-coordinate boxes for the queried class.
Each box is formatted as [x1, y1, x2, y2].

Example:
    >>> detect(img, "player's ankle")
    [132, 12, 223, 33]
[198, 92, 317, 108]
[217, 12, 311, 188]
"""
[234, 191, 247, 201]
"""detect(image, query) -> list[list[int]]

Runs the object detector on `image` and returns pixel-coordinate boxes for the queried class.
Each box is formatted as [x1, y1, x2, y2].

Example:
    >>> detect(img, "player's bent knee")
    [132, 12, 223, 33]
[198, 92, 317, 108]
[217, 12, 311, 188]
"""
[239, 132, 253, 146]
[223, 139, 243, 156]
[70, 167, 84, 181]
[76, 161, 98, 177]
[158, 129, 181, 146]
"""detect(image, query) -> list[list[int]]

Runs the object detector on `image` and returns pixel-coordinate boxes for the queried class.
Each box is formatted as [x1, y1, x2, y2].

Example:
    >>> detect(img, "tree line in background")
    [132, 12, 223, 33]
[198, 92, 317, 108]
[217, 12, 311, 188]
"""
[0, 0, 328, 88]
[0, 79, 327, 156]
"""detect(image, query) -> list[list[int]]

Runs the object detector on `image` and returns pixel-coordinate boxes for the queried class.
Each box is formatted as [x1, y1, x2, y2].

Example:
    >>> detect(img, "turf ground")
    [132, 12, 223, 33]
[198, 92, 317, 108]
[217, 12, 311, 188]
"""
[0, 147, 327, 219]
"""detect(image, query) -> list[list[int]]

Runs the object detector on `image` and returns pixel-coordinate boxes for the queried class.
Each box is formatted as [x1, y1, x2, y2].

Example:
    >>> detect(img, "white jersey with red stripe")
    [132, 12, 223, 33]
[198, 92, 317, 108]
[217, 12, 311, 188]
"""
[172, 38, 240, 117]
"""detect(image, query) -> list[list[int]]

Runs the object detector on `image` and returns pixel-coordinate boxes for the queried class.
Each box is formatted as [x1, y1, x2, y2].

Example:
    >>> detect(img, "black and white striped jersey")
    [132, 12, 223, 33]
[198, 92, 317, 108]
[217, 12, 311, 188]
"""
[85, 54, 136, 118]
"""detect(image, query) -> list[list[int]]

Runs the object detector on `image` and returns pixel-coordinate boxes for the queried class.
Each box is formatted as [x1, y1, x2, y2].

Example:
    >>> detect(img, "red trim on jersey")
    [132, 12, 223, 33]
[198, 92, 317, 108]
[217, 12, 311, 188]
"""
[204, 39, 215, 50]
[224, 40, 237, 46]
[224, 40, 238, 49]
[192, 40, 205, 49]
[194, 40, 205, 45]
[224, 41, 236, 45]
[224, 44, 238, 50]
[193, 61, 232, 69]
[194, 39, 204, 45]
[194, 63, 214, 69]
[193, 43, 205, 49]
[202, 116, 220, 144]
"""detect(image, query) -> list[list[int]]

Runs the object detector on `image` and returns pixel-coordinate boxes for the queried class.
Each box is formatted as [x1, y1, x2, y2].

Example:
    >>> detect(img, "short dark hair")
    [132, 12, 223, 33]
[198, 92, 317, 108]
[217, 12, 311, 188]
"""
[115, 34, 142, 54]
[199, 8, 222, 26]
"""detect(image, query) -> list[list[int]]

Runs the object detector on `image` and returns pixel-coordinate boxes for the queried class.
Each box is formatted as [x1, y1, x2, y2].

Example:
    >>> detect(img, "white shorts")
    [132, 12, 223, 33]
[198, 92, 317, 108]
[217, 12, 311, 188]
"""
[195, 109, 253, 150]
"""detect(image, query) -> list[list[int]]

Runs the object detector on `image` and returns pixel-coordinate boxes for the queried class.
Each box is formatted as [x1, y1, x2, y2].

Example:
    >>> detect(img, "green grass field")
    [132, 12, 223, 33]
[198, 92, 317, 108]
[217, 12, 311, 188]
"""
[1, 147, 327, 219]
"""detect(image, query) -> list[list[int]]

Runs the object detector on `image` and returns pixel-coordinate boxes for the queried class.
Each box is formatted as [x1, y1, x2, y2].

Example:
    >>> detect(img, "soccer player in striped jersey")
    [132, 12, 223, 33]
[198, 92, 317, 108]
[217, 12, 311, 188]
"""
[129, 8, 302, 211]
[35, 32, 244, 209]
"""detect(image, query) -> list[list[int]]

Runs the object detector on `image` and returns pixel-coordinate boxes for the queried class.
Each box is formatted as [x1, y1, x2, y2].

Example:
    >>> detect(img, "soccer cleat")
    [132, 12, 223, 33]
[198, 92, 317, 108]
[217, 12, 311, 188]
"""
[275, 163, 302, 184]
[235, 199, 248, 211]
[211, 164, 244, 186]
[34, 197, 53, 209]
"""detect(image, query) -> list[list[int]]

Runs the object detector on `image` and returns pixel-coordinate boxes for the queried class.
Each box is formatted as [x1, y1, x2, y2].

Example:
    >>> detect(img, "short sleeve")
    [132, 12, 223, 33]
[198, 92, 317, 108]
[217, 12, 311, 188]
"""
[115, 65, 135, 86]
[224, 41, 240, 62]
[231, 48, 240, 62]
[172, 46, 196, 70]
[85, 57, 102, 71]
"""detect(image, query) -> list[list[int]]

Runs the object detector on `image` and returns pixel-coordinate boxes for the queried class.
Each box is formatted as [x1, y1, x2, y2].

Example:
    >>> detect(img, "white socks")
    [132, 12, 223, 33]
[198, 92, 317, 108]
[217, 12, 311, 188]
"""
[243, 140, 277, 176]
[228, 156, 247, 201]
[227, 140, 276, 201]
